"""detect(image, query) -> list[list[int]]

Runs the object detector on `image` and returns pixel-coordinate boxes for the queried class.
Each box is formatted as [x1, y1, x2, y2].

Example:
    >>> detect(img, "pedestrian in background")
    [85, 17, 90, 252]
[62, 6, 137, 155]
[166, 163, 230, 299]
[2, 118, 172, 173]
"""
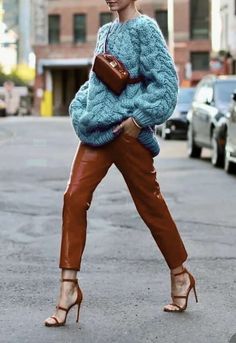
[3, 80, 20, 116]
[44, 0, 198, 327]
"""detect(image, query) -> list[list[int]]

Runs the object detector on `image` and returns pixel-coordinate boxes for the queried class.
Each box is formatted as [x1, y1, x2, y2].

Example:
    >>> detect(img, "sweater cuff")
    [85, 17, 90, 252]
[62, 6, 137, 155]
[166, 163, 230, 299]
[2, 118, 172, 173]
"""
[132, 108, 150, 128]
[131, 117, 142, 129]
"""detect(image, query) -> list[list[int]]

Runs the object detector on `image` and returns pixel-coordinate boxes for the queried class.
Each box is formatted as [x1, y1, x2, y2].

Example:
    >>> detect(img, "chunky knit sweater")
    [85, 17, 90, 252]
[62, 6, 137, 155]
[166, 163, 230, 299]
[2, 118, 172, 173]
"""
[69, 14, 179, 157]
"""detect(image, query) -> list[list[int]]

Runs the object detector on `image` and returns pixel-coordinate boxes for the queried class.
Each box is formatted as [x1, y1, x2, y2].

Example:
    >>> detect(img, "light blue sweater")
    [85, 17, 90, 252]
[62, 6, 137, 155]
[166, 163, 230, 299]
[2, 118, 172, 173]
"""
[69, 14, 179, 157]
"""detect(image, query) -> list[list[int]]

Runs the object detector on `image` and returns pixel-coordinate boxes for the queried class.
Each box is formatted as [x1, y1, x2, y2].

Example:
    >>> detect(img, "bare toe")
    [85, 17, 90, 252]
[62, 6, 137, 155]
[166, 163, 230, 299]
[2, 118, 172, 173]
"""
[163, 304, 182, 312]
[44, 316, 59, 325]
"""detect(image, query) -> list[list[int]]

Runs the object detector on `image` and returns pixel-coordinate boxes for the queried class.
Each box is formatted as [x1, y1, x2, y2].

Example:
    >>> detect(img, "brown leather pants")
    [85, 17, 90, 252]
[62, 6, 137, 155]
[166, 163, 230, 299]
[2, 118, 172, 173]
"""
[59, 132, 188, 271]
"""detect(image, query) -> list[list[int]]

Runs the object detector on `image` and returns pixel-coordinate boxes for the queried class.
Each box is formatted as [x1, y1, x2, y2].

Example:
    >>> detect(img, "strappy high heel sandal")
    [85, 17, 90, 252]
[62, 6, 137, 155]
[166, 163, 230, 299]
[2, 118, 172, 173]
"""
[44, 278, 83, 327]
[163, 267, 198, 312]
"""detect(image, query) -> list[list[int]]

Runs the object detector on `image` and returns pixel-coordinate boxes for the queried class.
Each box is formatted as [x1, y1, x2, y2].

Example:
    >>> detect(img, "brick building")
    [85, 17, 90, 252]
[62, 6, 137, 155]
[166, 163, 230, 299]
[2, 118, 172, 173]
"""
[219, 0, 236, 74]
[173, 0, 211, 86]
[34, 0, 212, 116]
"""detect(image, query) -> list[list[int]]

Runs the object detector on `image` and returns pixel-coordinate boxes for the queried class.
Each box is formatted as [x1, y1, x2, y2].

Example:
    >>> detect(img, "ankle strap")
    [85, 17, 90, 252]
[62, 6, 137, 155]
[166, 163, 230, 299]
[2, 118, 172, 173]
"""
[60, 278, 78, 283]
[172, 268, 187, 277]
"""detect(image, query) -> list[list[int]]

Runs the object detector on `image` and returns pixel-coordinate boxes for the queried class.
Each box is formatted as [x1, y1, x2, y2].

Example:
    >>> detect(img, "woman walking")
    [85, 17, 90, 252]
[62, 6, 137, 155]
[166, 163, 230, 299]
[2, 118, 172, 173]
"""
[44, 0, 198, 327]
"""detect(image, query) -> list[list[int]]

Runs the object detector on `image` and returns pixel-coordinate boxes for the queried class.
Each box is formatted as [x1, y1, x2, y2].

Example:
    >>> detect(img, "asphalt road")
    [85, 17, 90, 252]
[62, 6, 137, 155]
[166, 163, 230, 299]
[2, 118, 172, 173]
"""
[0, 117, 236, 343]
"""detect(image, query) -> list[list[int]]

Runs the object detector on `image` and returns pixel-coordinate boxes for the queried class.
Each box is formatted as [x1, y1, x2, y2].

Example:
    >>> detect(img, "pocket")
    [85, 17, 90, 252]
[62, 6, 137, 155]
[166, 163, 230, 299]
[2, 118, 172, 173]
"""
[122, 132, 138, 141]
[120, 132, 153, 158]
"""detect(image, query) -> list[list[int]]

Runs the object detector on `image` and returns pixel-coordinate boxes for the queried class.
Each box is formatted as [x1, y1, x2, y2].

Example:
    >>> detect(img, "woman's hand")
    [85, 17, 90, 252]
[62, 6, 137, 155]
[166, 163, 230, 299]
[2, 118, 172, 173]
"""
[113, 117, 141, 138]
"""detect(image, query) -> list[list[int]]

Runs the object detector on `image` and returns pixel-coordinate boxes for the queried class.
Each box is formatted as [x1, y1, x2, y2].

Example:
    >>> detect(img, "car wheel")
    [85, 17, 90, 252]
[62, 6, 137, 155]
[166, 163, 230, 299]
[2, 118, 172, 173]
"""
[211, 129, 224, 167]
[187, 123, 201, 158]
[224, 150, 236, 174]
[161, 123, 171, 140]
[155, 126, 161, 137]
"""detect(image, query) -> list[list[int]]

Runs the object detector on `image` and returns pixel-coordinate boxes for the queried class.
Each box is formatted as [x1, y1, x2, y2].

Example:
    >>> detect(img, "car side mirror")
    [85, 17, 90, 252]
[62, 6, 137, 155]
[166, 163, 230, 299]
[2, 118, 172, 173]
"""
[232, 92, 236, 102]
[205, 99, 213, 106]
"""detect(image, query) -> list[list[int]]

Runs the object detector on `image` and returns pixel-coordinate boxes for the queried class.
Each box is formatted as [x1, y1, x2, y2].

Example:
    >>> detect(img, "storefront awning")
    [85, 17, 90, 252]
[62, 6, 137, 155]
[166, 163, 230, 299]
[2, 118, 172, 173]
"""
[37, 58, 93, 74]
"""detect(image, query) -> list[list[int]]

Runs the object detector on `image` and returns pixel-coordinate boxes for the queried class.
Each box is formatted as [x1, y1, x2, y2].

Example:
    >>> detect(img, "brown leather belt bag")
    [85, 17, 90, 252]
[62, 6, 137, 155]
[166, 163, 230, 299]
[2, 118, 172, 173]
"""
[92, 20, 144, 95]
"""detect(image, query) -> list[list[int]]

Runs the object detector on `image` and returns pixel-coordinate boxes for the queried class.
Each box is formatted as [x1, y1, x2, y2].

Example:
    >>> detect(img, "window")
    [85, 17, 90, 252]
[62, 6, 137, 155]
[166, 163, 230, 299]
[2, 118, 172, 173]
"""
[215, 81, 236, 105]
[205, 85, 214, 104]
[194, 82, 210, 103]
[155, 10, 168, 40]
[190, 0, 209, 39]
[48, 15, 60, 44]
[191, 52, 209, 71]
[74, 14, 86, 43]
[100, 12, 113, 27]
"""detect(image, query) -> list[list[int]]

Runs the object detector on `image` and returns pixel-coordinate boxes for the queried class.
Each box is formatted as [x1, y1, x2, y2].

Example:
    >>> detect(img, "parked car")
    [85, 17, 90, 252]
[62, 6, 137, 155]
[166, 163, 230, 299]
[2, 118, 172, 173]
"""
[0, 86, 32, 117]
[224, 91, 236, 174]
[156, 87, 195, 139]
[0, 97, 6, 117]
[187, 75, 236, 167]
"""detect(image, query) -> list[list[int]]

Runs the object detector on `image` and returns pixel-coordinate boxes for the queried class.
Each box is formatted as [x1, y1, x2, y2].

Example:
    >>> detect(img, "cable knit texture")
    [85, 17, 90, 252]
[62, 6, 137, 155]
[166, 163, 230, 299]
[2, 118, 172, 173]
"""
[69, 14, 179, 157]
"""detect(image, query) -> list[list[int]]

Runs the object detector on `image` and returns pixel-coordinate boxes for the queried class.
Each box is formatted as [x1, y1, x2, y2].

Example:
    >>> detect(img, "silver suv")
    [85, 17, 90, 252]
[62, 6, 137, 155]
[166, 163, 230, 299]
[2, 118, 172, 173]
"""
[225, 91, 236, 174]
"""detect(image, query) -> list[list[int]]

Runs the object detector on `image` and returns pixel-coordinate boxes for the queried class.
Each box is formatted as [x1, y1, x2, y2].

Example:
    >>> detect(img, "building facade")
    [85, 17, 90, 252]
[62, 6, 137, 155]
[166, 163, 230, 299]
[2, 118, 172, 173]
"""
[34, 0, 212, 116]
[219, 0, 236, 74]
[173, 0, 212, 86]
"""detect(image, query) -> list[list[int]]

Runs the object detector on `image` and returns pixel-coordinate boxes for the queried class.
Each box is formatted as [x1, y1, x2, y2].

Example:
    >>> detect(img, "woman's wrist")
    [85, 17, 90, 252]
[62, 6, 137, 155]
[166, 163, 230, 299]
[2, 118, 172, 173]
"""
[131, 117, 142, 129]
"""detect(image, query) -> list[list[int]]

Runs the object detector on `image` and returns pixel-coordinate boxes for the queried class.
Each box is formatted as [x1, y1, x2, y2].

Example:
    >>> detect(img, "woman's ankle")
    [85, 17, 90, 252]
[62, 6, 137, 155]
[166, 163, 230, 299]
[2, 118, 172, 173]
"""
[170, 264, 185, 275]
[61, 268, 77, 280]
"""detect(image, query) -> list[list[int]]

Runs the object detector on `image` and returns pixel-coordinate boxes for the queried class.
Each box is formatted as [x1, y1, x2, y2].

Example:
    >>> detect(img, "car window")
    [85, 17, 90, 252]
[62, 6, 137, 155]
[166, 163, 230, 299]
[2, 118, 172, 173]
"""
[214, 81, 236, 105]
[178, 88, 195, 104]
[194, 80, 214, 104]
[205, 86, 214, 104]
[194, 84, 208, 104]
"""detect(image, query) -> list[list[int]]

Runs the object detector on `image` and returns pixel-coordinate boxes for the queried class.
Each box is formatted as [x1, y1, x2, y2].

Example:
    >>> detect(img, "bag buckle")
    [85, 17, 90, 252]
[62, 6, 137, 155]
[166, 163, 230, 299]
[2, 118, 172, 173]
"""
[110, 61, 117, 68]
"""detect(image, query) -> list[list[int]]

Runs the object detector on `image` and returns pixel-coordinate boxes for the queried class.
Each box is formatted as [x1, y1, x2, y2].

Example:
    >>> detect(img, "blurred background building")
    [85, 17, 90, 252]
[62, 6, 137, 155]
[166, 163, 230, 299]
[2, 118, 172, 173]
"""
[219, 0, 236, 74]
[1, 0, 236, 116]
[33, 0, 213, 116]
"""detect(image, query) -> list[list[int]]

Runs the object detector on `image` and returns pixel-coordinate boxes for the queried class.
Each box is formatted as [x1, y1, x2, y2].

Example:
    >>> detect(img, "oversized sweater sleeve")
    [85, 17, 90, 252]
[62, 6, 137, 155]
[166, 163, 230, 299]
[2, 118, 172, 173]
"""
[69, 80, 89, 133]
[69, 27, 102, 131]
[132, 20, 179, 127]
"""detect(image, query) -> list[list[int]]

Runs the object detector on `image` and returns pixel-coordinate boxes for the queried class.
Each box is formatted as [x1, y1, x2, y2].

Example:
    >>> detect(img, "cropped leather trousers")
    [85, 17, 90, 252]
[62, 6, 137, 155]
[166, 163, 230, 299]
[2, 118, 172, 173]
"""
[59, 132, 188, 271]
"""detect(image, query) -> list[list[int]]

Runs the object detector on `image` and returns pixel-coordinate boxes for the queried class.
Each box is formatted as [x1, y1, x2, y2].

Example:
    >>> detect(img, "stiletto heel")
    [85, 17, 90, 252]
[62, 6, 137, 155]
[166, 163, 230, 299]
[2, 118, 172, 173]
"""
[76, 302, 81, 323]
[44, 278, 83, 327]
[193, 285, 198, 303]
[163, 267, 198, 312]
